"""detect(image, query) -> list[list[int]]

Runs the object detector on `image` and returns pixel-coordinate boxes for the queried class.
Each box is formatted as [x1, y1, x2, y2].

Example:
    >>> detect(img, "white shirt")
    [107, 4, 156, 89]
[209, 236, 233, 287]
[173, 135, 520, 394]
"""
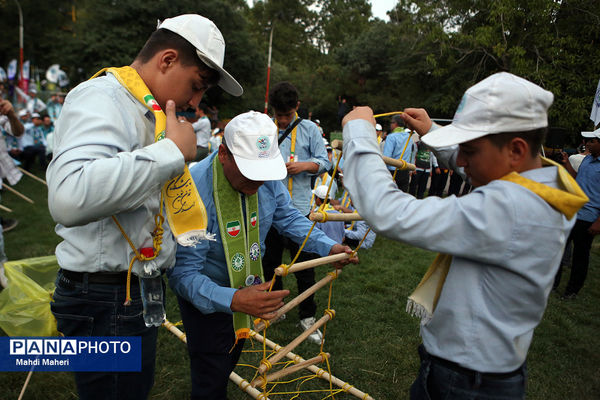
[342, 119, 574, 373]
[193, 116, 211, 148]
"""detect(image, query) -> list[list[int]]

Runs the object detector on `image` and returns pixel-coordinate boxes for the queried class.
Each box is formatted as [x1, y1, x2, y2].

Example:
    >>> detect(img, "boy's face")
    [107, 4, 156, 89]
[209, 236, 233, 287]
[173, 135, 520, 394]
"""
[273, 105, 298, 130]
[583, 137, 600, 157]
[32, 117, 42, 126]
[456, 137, 512, 187]
[153, 60, 216, 112]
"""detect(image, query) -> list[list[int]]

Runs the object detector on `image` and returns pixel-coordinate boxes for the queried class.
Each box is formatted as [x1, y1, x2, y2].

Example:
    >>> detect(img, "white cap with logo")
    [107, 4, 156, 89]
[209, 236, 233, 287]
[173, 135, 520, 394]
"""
[422, 72, 554, 148]
[224, 111, 286, 181]
[311, 185, 329, 200]
[158, 14, 243, 97]
[581, 127, 600, 139]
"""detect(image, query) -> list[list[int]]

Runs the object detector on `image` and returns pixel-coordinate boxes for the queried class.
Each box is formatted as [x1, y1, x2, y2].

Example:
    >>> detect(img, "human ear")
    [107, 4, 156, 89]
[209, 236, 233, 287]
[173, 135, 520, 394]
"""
[508, 138, 529, 167]
[158, 49, 178, 73]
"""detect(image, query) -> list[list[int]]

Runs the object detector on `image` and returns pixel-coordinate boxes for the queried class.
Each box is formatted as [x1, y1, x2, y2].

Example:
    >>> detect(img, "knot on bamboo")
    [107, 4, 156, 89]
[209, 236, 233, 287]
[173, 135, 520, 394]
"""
[319, 351, 329, 361]
[278, 263, 290, 276]
[260, 358, 273, 372]
[315, 368, 327, 378]
[317, 208, 329, 222]
[324, 309, 336, 320]
[238, 378, 250, 390]
[342, 382, 354, 392]
[362, 393, 371, 400]
[327, 270, 340, 280]
[399, 159, 407, 170]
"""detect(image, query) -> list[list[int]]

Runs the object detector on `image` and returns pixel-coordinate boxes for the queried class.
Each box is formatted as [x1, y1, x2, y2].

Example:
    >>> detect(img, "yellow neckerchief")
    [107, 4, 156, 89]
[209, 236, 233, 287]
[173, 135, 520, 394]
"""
[276, 113, 300, 196]
[377, 135, 382, 144]
[89, 67, 214, 303]
[406, 157, 589, 321]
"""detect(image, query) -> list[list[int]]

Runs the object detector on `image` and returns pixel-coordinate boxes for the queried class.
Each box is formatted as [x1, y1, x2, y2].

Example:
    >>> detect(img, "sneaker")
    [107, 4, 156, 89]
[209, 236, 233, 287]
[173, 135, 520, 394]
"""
[298, 317, 324, 345]
[1, 219, 18, 233]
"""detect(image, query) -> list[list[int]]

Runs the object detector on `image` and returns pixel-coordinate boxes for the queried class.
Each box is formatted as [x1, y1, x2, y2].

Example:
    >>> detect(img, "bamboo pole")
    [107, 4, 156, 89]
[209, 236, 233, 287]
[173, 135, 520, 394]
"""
[17, 367, 34, 400]
[274, 253, 349, 276]
[309, 211, 361, 222]
[17, 167, 47, 185]
[163, 319, 187, 343]
[253, 310, 335, 378]
[230, 371, 271, 400]
[0, 204, 12, 213]
[251, 331, 374, 400]
[252, 353, 330, 388]
[254, 271, 341, 332]
[162, 319, 271, 399]
[331, 139, 416, 171]
[4, 185, 34, 204]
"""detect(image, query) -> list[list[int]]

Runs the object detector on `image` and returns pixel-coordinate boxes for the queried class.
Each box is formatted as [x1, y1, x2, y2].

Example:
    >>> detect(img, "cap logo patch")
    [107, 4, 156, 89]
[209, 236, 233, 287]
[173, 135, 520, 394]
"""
[257, 135, 270, 159]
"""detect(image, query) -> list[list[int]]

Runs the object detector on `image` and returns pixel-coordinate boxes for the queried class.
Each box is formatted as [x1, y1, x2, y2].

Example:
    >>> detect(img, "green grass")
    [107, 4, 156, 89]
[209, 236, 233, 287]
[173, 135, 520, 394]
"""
[1, 166, 599, 399]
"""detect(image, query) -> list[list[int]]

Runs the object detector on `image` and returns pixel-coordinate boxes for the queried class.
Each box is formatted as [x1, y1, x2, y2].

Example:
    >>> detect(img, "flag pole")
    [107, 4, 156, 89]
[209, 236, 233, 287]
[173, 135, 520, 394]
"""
[263, 22, 274, 114]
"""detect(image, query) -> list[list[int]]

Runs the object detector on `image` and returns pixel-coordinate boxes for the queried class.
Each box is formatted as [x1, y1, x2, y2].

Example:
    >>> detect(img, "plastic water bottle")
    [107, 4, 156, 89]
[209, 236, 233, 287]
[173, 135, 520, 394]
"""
[138, 248, 165, 327]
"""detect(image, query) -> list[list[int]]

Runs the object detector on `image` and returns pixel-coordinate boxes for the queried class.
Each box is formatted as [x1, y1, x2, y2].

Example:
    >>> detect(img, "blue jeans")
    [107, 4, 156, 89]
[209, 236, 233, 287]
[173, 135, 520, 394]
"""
[50, 269, 159, 400]
[410, 345, 526, 400]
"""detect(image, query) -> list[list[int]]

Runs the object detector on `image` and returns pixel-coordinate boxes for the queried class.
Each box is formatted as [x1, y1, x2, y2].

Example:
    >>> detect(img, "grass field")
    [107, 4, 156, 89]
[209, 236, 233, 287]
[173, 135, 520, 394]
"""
[1, 166, 599, 399]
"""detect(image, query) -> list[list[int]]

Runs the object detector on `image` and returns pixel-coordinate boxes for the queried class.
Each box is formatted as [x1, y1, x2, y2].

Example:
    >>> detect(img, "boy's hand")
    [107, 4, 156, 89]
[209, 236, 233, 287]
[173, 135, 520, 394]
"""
[329, 244, 358, 268]
[165, 100, 196, 162]
[400, 108, 432, 136]
[342, 107, 375, 128]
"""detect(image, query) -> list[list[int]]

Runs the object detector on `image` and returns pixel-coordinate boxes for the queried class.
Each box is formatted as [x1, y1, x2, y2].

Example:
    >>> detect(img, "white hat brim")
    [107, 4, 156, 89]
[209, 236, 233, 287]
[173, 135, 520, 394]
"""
[234, 154, 287, 181]
[582, 128, 600, 139]
[197, 51, 243, 97]
[421, 124, 489, 148]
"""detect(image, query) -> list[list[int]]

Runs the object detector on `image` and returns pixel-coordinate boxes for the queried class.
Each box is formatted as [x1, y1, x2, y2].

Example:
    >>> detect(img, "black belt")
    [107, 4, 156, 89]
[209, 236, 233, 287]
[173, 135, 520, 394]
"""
[60, 268, 133, 285]
[430, 354, 523, 379]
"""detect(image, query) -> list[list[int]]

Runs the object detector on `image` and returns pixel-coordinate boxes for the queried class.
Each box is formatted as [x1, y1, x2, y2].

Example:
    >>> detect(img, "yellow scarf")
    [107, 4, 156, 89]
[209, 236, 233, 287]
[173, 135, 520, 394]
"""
[91, 66, 213, 246]
[406, 157, 589, 321]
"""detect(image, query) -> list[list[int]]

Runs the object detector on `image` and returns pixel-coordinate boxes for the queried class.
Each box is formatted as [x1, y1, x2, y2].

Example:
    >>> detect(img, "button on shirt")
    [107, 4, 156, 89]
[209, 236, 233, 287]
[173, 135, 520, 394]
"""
[168, 153, 336, 314]
[47, 73, 184, 273]
[575, 154, 600, 222]
[278, 117, 331, 215]
[342, 119, 574, 373]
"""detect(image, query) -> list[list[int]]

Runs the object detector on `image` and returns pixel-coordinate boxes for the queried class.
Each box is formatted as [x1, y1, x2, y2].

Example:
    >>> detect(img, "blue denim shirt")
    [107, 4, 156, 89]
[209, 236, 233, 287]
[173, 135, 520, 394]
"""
[278, 117, 330, 215]
[575, 154, 600, 222]
[382, 128, 415, 171]
[167, 153, 336, 315]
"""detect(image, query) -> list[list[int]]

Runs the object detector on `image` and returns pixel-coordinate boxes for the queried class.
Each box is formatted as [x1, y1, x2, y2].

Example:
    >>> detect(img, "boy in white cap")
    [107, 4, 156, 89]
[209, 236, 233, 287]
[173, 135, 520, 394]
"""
[47, 14, 242, 400]
[340, 72, 588, 399]
[168, 111, 355, 399]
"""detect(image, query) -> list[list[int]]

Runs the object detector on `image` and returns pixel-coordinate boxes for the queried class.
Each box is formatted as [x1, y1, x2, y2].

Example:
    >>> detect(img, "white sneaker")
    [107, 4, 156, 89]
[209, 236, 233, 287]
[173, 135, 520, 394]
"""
[298, 317, 323, 345]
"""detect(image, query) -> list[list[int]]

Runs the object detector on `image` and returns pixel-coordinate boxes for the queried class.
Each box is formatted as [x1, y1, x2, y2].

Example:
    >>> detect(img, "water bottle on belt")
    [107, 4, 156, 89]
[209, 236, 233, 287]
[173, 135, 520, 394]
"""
[138, 247, 165, 327]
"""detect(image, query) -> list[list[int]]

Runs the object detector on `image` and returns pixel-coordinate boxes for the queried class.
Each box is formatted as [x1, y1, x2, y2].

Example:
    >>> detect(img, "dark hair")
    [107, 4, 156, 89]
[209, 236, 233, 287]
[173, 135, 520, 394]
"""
[135, 29, 219, 86]
[486, 127, 547, 157]
[269, 82, 298, 112]
[391, 114, 404, 127]
[198, 102, 210, 113]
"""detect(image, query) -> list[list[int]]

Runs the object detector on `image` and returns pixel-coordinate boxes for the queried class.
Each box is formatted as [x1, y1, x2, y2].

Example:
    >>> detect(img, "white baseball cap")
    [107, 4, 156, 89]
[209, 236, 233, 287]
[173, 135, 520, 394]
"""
[375, 123, 382, 131]
[31, 113, 41, 119]
[581, 127, 600, 139]
[422, 72, 554, 148]
[158, 14, 243, 97]
[312, 185, 329, 200]
[224, 111, 286, 181]
[18, 109, 28, 117]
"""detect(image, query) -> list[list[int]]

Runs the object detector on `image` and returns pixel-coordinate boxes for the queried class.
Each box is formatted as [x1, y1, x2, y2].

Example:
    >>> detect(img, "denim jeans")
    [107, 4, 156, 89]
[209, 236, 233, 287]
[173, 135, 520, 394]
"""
[410, 345, 526, 400]
[50, 269, 159, 400]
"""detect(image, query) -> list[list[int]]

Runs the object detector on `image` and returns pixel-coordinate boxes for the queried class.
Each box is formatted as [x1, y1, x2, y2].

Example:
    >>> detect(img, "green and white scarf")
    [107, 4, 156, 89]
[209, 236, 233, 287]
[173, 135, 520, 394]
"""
[212, 157, 264, 342]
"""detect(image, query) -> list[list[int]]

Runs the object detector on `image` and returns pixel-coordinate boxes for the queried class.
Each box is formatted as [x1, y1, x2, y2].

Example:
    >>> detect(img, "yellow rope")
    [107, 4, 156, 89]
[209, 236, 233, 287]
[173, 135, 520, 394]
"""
[391, 131, 414, 180]
[373, 110, 403, 118]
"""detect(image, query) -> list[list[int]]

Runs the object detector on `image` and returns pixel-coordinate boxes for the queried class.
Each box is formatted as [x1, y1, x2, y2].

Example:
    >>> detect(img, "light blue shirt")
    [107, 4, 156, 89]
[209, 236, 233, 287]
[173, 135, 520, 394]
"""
[345, 220, 376, 249]
[167, 153, 337, 315]
[343, 119, 574, 373]
[575, 154, 600, 222]
[278, 117, 330, 215]
[382, 128, 415, 171]
[47, 73, 184, 273]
